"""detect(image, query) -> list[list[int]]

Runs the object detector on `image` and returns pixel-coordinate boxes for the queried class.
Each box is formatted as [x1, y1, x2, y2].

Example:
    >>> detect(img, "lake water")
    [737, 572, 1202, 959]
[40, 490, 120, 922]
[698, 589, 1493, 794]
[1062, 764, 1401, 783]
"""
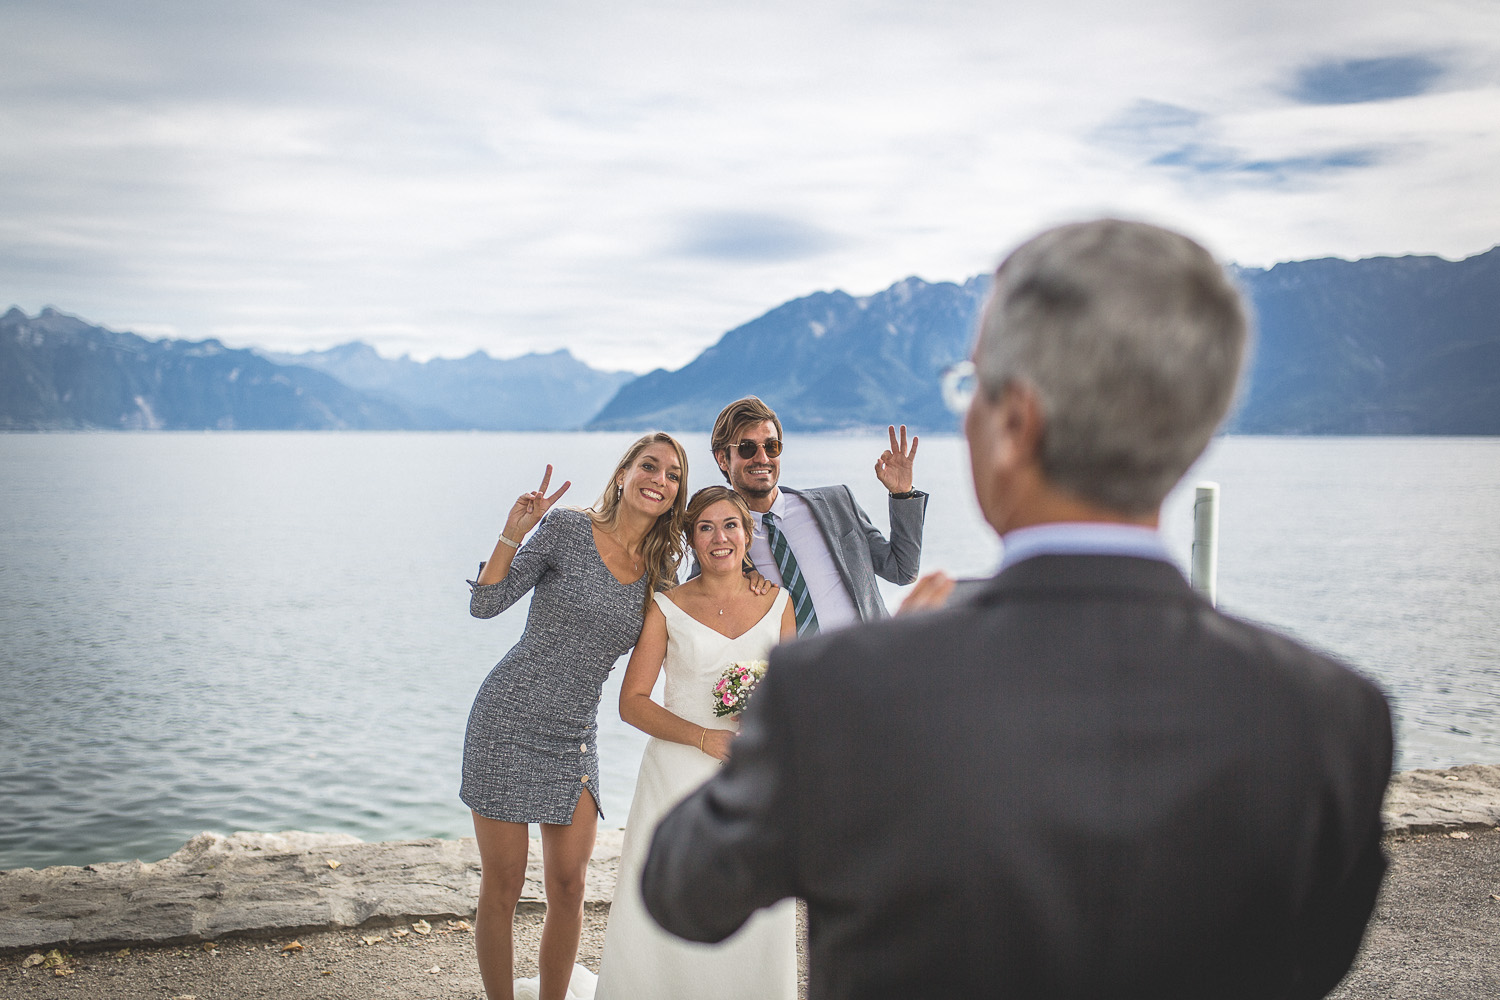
[1, 432, 1497, 872]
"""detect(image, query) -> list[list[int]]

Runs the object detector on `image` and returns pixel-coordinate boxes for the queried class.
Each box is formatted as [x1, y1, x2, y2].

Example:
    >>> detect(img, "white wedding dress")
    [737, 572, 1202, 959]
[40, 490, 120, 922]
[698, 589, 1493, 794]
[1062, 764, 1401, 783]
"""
[591, 588, 798, 1000]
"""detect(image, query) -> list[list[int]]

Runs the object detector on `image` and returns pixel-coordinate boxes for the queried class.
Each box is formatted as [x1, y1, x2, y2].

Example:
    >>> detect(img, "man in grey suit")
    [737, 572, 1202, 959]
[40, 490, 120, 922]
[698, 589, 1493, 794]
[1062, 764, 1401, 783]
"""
[644, 219, 1393, 998]
[709, 395, 928, 632]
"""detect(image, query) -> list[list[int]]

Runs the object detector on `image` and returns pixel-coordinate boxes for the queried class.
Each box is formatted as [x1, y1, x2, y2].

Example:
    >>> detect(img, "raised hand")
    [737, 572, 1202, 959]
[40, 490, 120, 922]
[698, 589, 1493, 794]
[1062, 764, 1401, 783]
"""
[874, 424, 919, 494]
[505, 464, 571, 539]
[896, 571, 955, 615]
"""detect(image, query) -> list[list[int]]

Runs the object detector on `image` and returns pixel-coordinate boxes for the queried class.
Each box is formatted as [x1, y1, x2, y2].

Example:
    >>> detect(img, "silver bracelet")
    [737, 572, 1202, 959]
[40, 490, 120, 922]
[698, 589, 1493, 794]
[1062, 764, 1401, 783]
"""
[497, 532, 521, 549]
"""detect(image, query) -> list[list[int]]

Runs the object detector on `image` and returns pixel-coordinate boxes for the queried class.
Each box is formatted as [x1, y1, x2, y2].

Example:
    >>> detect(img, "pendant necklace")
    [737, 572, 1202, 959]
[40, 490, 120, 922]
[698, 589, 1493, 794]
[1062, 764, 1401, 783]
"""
[608, 530, 642, 574]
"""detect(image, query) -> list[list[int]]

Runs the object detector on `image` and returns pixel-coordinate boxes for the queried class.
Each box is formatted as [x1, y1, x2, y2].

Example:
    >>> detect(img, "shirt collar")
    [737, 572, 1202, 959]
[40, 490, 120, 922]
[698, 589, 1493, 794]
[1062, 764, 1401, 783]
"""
[752, 489, 788, 522]
[999, 522, 1171, 571]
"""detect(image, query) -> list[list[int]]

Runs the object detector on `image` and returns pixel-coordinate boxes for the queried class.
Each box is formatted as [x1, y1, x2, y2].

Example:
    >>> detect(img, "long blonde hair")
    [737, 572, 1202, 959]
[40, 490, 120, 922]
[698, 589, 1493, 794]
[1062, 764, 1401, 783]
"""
[588, 432, 689, 611]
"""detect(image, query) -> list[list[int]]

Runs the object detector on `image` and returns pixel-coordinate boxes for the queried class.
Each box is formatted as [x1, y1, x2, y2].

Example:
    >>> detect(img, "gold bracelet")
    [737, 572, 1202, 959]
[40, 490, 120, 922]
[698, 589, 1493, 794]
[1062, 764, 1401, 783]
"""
[698, 728, 706, 752]
[497, 532, 521, 549]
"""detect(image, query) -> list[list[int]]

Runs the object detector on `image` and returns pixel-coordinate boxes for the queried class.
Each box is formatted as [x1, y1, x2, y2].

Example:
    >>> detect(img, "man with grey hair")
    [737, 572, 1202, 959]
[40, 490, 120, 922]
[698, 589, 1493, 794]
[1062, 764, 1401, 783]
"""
[642, 218, 1394, 999]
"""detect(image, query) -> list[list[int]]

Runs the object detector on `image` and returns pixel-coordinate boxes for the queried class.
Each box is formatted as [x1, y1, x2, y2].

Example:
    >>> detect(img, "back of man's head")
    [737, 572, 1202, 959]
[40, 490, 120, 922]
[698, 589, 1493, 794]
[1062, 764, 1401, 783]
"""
[977, 218, 1247, 515]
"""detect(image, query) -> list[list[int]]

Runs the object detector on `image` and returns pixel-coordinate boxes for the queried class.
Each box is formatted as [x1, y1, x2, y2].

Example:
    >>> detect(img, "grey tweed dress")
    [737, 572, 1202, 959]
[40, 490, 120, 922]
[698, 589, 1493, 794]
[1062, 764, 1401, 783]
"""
[462, 507, 648, 824]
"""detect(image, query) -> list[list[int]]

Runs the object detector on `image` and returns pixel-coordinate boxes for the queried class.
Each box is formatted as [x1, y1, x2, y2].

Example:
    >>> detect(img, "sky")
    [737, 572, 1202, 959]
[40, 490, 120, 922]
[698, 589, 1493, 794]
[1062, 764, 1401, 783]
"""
[3, 0, 1498, 372]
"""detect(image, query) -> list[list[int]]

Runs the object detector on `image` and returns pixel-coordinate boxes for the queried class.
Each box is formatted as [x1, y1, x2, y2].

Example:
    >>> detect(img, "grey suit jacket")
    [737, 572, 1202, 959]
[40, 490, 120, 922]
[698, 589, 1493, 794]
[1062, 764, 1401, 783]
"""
[642, 554, 1393, 1000]
[778, 485, 928, 623]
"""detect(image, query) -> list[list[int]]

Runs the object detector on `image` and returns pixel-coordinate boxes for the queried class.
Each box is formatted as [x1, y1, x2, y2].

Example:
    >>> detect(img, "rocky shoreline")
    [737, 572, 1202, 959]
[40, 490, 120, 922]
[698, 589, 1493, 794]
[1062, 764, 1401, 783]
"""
[3, 764, 1498, 954]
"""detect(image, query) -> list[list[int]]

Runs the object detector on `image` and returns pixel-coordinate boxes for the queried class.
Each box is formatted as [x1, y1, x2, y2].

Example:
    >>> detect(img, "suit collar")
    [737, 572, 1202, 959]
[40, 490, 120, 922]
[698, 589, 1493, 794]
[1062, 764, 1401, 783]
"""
[773, 486, 836, 543]
[976, 553, 1200, 604]
[778, 485, 826, 519]
[999, 522, 1170, 570]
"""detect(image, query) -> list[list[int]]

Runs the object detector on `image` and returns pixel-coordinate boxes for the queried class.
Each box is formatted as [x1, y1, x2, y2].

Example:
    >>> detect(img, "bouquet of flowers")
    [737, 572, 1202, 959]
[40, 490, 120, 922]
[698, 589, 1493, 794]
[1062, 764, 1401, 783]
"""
[712, 659, 769, 718]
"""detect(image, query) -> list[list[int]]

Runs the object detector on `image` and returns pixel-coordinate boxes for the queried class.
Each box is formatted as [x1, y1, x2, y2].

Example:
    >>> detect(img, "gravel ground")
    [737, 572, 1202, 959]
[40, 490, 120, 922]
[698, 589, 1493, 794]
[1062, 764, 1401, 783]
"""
[1329, 827, 1500, 998]
[4, 830, 1495, 999]
[0, 906, 811, 1000]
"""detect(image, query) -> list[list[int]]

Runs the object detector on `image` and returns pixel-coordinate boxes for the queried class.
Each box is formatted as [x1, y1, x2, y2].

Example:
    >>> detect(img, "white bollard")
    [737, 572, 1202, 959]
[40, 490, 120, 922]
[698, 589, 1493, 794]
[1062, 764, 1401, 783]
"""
[1191, 482, 1219, 607]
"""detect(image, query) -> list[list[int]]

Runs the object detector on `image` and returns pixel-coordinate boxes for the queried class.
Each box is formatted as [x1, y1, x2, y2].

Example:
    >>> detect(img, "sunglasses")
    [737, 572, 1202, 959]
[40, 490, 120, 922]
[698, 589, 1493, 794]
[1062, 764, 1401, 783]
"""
[731, 438, 783, 459]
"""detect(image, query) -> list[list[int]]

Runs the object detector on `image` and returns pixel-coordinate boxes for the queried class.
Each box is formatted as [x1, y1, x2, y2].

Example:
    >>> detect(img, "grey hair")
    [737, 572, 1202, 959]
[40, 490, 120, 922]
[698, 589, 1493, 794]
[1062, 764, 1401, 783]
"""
[976, 219, 1248, 514]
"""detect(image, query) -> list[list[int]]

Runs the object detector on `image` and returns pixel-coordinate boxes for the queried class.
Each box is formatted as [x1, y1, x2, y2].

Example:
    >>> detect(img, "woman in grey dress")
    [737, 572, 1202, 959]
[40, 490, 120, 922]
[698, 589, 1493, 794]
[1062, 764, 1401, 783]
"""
[464, 432, 689, 1000]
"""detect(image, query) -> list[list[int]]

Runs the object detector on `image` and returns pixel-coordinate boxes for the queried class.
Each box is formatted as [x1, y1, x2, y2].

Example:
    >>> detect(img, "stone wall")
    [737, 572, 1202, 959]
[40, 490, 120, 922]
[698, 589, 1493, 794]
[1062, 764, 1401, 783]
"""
[2, 765, 1496, 953]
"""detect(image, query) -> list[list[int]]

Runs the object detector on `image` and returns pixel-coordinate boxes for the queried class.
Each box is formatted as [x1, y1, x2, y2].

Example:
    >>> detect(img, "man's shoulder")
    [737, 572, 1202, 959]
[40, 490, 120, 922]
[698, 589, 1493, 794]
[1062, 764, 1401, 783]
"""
[781, 484, 856, 513]
[782, 484, 850, 502]
[1011, 556, 1384, 699]
[1211, 608, 1390, 711]
[774, 566, 1386, 703]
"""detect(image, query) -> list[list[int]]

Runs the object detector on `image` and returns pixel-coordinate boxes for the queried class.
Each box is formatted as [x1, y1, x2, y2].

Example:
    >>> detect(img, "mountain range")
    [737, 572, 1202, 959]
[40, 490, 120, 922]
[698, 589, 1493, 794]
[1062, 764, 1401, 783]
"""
[0, 308, 633, 431]
[0, 307, 411, 431]
[1227, 250, 1500, 433]
[3, 245, 1497, 433]
[590, 247, 1500, 434]
[258, 342, 634, 431]
[588, 276, 988, 432]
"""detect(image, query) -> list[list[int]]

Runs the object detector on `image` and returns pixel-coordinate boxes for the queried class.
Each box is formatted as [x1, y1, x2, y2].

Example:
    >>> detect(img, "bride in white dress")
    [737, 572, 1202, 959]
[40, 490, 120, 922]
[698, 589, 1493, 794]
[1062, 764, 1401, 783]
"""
[594, 485, 799, 1000]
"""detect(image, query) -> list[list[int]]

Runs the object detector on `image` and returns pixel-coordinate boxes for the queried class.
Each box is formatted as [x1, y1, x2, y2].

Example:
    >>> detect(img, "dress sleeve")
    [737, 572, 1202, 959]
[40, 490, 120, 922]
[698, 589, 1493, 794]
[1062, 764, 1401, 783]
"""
[466, 509, 570, 619]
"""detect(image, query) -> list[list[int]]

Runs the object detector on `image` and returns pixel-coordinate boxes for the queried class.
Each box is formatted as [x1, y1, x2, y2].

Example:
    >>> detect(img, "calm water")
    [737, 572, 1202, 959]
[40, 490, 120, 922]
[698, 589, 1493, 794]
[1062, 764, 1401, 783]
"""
[1, 433, 1497, 871]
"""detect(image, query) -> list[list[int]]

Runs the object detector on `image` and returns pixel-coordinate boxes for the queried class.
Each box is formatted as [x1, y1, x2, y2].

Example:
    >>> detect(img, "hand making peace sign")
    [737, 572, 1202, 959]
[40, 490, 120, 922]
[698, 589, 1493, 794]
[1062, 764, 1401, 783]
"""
[504, 464, 572, 541]
[874, 424, 919, 495]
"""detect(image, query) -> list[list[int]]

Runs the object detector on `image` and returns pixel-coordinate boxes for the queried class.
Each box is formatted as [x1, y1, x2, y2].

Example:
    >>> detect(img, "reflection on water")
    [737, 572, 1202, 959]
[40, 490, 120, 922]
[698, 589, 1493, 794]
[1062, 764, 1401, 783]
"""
[1, 432, 1496, 870]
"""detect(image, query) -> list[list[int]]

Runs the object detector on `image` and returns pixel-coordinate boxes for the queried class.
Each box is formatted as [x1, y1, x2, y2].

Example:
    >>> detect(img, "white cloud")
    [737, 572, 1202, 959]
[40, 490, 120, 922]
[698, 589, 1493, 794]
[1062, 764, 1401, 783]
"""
[0, 0, 1497, 370]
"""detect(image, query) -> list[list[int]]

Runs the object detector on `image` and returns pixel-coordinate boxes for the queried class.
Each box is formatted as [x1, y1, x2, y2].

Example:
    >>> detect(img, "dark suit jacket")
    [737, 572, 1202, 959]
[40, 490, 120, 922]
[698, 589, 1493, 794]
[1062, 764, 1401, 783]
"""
[642, 554, 1393, 1000]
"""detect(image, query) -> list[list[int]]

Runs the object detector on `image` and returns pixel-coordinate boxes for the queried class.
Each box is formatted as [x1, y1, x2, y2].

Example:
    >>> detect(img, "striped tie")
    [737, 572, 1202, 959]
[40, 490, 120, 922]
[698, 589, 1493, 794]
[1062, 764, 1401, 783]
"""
[762, 511, 819, 635]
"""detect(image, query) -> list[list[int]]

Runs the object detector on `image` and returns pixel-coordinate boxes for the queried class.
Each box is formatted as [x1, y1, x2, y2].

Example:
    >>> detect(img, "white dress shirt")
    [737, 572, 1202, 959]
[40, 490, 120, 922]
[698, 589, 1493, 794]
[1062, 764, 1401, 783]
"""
[999, 522, 1172, 569]
[748, 490, 860, 632]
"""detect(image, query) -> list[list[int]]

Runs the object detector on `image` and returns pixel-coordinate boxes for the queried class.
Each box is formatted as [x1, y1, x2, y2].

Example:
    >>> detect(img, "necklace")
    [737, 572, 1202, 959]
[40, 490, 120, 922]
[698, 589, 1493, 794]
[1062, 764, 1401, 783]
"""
[602, 529, 642, 572]
[706, 587, 736, 616]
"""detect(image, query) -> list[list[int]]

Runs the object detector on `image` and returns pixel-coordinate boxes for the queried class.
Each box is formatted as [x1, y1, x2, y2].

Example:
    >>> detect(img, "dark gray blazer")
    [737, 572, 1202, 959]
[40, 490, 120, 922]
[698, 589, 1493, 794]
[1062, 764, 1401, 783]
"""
[778, 485, 928, 622]
[642, 554, 1393, 1000]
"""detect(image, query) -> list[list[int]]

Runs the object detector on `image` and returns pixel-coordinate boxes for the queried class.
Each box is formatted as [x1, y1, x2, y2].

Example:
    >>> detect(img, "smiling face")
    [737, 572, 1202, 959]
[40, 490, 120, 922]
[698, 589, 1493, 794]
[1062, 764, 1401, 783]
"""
[717, 419, 781, 504]
[616, 442, 683, 518]
[690, 498, 751, 572]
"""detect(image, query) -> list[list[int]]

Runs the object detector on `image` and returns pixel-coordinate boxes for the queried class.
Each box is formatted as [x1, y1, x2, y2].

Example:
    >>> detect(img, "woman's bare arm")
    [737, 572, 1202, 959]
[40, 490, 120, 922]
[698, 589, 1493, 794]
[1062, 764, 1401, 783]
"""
[620, 602, 732, 760]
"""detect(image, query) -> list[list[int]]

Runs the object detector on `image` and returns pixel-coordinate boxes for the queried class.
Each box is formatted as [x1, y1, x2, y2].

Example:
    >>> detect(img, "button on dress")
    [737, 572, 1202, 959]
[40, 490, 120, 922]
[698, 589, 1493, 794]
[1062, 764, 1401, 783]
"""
[461, 508, 648, 824]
